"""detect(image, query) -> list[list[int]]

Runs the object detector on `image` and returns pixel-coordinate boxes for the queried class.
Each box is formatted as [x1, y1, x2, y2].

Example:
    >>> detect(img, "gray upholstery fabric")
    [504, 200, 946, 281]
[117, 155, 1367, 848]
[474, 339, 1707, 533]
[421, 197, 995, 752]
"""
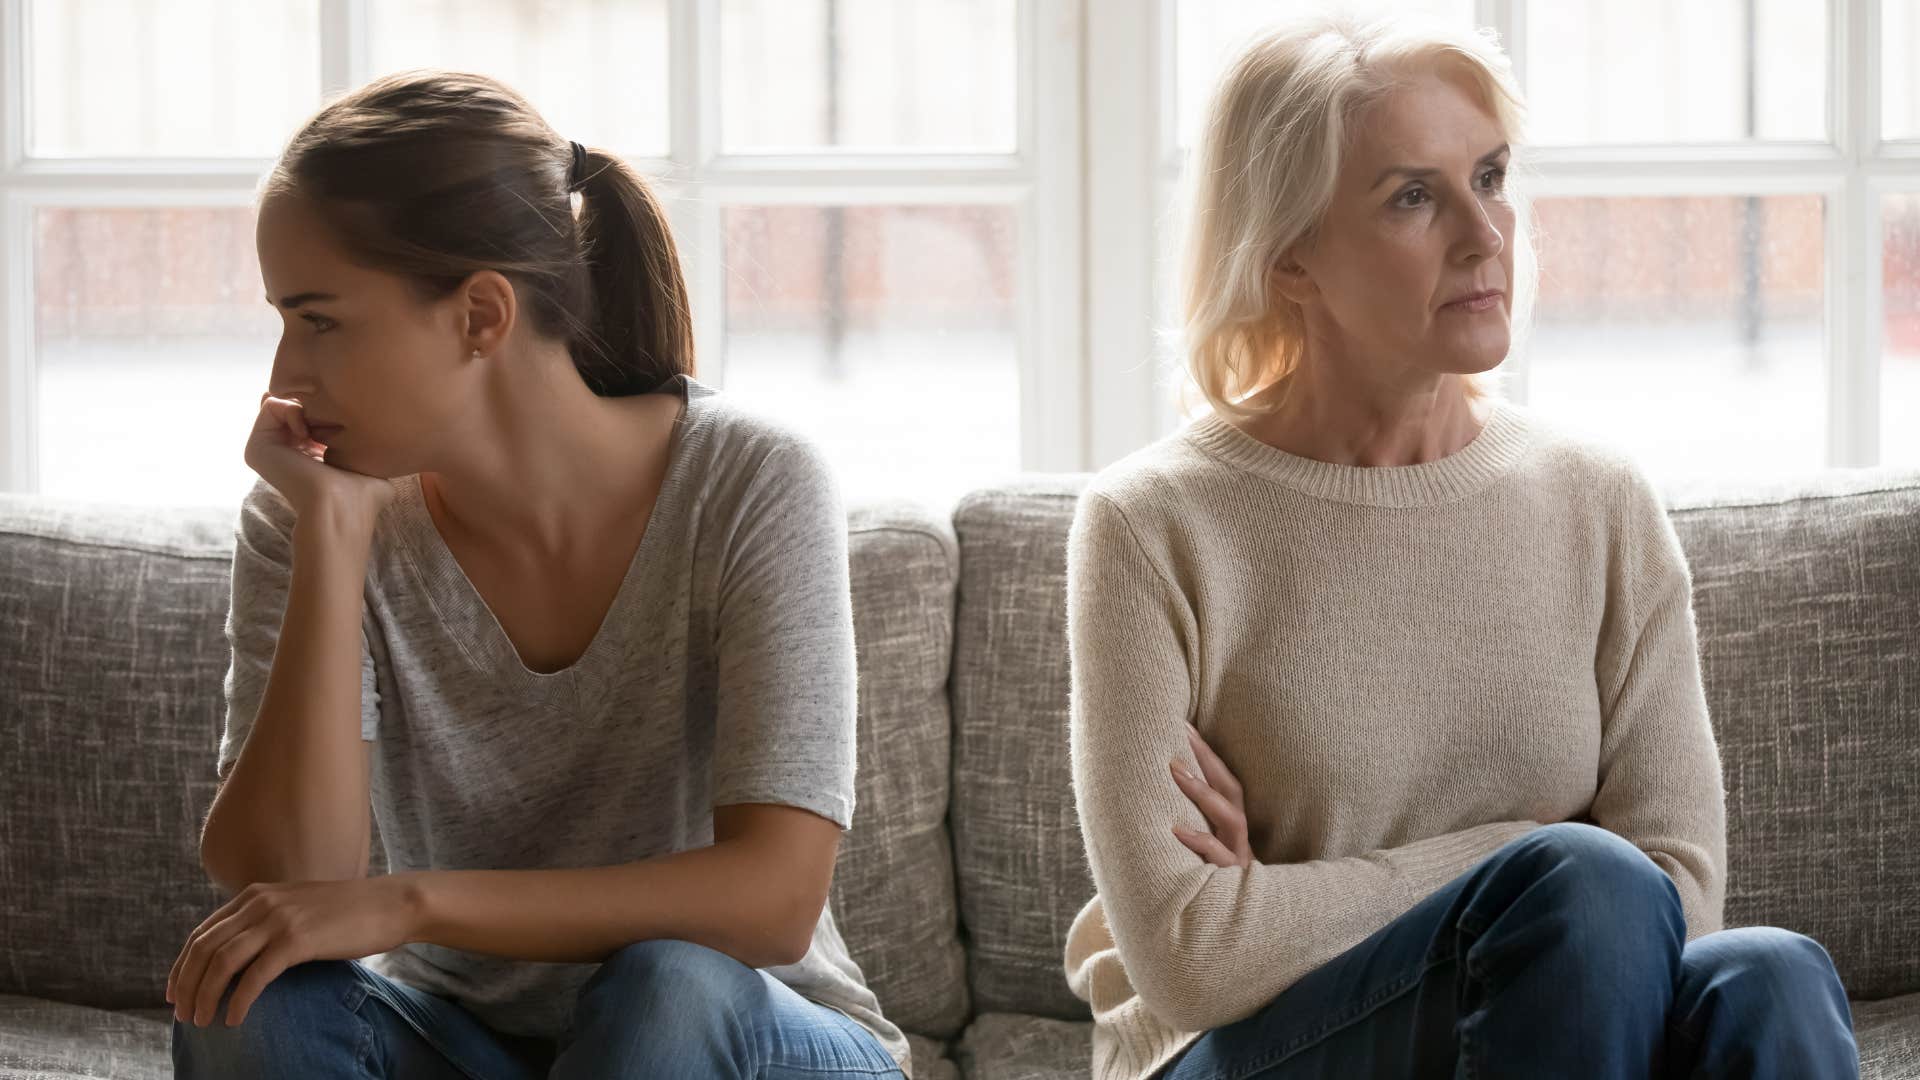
[0, 494, 237, 1010]
[1856, 994, 1920, 1080]
[0, 1002, 969, 1080]
[953, 1012, 1093, 1080]
[1663, 470, 1920, 1001]
[0, 493, 969, 1043]
[4, 463, 1918, 1079]
[833, 503, 972, 1040]
[950, 478, 1095, 1022]
[0, 996, 1906, 1080]
[0, 997, 171, 1080]
[945, 994, 1920, 1080]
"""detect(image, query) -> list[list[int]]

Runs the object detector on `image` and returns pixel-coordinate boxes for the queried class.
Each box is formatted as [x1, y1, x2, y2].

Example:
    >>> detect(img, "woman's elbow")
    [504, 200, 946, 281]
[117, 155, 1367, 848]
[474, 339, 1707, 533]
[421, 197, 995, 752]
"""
[1118, 936, 1230, 1033]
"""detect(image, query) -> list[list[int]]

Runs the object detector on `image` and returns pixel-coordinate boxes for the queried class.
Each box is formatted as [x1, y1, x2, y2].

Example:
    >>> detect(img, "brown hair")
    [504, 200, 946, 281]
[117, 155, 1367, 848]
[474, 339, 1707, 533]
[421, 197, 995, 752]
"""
[260, 68, 692, 397]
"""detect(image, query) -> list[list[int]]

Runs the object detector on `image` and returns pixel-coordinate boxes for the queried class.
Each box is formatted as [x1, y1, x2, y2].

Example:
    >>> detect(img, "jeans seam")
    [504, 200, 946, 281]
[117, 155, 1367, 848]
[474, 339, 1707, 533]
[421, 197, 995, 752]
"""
[351, 968, 492, 1080]
[341, 980, 379, 1079]
[1209, 953, 1458, 1080]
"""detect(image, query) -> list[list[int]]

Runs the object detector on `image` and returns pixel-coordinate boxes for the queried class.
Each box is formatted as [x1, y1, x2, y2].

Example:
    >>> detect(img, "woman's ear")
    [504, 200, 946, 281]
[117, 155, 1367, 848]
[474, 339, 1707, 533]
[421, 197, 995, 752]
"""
[1269, 249, 1319, 306]
[458, 269, 517, 358]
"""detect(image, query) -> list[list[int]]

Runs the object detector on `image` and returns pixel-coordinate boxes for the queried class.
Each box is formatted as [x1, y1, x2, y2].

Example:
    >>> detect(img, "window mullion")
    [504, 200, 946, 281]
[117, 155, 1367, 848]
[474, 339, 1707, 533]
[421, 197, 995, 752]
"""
[1085, 0, 1165, 469]
[1831, 0, 1880, 466]
[1024, 0, 1085, 472]
[1, 0, 27, 489]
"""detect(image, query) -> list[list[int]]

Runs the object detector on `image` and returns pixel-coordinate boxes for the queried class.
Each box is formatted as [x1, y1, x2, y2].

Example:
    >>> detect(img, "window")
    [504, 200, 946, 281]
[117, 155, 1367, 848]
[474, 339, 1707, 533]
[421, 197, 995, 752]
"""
[3, 1, 1915, 510]
[3, 0, 1075, 511]
[1095, 0, 1920, 480]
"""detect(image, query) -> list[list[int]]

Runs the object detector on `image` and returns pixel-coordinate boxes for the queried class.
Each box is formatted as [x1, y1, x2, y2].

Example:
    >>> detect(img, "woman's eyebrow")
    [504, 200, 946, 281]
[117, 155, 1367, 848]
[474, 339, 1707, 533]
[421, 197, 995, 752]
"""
[266, 291, 340, 310]
[1370, 142, 1511, 191]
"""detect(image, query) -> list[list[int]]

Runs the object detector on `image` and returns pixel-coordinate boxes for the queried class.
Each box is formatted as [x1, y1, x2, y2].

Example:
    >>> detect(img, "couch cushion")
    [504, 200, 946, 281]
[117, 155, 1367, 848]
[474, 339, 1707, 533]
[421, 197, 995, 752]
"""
[0, 995, 169, 1079]
[0, 1000, 971, 1080]
[953, 1012, 1091, 1080]
[0, 493, 972, 1044]
[946, 468, 1920, 1021]
[950, 478, 1093, 1021]
[1854, 993, 1920, 1080]
[0, 494, 237, 1010]
[947, 995, 1920, 1080]
[1663, 468, 1920, 1000]
[833, 502, 971, 1040]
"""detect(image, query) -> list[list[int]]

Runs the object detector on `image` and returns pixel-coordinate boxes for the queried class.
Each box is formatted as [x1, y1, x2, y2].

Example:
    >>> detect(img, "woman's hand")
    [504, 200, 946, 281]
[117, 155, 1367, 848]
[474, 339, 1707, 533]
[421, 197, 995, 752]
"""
[1170, 721, 1254, 868]
[244, 393, 395, 526]
[166, 876, 420, 1028]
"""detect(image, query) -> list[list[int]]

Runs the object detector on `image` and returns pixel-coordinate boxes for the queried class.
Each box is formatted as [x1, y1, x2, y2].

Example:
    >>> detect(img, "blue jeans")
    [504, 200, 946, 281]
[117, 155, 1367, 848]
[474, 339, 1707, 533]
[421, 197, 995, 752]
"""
[172, 937, 905, 1079]
[1155, 822, 1858, 1079]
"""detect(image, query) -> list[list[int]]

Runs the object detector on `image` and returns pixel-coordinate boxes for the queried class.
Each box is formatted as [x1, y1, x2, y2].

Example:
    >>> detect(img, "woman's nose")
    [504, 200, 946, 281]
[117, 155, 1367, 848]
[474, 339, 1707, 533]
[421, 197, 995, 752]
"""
[266, 342, 314, 398]
[1455, 202, 1505, 263]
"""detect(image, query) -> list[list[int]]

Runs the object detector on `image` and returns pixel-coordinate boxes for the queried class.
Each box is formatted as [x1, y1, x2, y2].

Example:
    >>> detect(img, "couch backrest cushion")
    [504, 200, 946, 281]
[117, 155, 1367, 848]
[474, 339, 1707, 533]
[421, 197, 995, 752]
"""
[1663, 468, 1920, 999]
[0, 493, 973, 1034]
[832, 503, 971, 1039]
[945, 468, 1920, 1018]
[949, 478, 1094, 1020]
[0, 493, 235, 1008]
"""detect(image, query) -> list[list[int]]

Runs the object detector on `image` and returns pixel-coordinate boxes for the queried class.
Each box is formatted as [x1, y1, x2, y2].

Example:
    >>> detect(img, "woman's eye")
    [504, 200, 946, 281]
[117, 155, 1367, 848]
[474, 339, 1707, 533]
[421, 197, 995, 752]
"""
[301, 314, 335, 333]
[1479, 166, 1508, 191]
[1396, 186, 1429, 209]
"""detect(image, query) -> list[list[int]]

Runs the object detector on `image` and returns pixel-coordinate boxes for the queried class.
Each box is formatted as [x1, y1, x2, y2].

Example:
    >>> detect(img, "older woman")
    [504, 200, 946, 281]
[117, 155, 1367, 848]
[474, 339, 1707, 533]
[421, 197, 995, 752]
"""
[1063, 14, 1857, 1080]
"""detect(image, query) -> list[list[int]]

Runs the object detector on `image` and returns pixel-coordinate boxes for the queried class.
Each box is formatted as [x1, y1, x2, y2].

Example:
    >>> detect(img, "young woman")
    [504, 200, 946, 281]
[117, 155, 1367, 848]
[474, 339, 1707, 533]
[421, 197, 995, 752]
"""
[1063, 16, 1858, 1080]
[167, 69, 911, 1079]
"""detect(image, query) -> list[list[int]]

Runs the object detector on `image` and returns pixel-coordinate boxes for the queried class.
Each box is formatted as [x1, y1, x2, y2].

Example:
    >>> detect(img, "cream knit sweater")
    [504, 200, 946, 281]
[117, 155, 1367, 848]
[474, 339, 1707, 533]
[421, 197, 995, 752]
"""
[1062, 397, 1728, 1080]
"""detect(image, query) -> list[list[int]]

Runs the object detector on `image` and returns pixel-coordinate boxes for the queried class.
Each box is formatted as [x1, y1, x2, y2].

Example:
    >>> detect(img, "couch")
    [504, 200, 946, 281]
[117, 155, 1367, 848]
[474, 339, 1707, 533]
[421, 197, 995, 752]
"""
[2, 466, 1917, 1078]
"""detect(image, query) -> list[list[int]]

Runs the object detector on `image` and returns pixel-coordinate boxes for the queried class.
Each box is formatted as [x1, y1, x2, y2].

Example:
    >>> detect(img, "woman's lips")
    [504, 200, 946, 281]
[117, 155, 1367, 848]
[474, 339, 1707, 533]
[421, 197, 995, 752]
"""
[1441, 291, 1502, 313]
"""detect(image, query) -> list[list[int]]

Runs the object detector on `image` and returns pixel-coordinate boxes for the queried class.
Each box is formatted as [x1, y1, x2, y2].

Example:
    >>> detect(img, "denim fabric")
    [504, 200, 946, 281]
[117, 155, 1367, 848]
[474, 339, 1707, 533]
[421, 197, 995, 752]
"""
[1156, 823, 1859, 1080]
[172, 938, 905, 1079]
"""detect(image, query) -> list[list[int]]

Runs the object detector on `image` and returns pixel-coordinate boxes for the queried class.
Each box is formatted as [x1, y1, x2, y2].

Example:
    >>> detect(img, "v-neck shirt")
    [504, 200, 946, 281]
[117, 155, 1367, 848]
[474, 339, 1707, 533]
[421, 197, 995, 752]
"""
[215, 373, 912, 1074]
[393, 391, 688, 705]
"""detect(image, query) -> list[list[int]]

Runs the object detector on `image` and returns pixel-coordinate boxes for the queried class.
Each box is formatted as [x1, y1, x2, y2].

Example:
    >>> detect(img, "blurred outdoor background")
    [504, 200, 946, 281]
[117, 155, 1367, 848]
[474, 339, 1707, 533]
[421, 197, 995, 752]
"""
[8, 0, 1919, 510]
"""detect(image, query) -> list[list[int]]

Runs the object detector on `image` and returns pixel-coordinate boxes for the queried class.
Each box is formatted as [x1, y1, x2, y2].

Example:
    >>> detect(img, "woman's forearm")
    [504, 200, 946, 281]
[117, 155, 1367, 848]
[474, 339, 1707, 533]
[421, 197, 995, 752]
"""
[202, 507, 378, 891]
[401, 840, 815, 970]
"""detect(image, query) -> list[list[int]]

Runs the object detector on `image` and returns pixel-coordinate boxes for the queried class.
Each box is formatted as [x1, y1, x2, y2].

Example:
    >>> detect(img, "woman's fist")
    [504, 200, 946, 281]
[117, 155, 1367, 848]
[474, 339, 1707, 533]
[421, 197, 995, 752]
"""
[243, 393, 394, 526]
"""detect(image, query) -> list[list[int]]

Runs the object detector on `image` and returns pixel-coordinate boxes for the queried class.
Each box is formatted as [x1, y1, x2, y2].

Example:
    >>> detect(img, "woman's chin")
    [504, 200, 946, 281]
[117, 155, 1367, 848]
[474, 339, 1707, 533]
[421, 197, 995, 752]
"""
[1437, 330, 1511, 372]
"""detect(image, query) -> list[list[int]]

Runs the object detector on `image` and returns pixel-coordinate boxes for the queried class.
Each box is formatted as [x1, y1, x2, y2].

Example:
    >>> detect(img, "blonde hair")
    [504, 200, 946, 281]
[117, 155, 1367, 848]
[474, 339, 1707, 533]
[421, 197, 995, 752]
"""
[1174, 13, 1537, 420]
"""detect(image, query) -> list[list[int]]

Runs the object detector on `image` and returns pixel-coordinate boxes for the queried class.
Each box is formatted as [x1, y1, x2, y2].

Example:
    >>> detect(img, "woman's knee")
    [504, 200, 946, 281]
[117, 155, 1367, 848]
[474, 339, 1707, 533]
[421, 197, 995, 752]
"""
[1681, 927, 1848, 1012]
[578, 939, 762, 1018]
[1486, 822, 1683, 937]
[562, 940, 770, 1071]
[170, 959, 369, 1076]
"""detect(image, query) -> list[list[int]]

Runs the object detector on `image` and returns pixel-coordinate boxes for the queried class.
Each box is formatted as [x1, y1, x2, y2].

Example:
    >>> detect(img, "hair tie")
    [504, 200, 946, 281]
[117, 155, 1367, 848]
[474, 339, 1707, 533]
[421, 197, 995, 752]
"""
[567, 140, 589, 193]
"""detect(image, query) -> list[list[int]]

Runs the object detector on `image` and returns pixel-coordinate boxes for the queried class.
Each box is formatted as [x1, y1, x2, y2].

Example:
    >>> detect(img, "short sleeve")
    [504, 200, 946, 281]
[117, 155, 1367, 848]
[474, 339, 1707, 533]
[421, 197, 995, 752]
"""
[710, 437, 858, 830]
[217, 478, 381, 781]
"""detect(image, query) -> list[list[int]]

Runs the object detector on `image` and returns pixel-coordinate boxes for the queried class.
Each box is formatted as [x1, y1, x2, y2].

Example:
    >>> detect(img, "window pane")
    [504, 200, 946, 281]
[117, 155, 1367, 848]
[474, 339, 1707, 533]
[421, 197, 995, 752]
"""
[1524, 0, 1826, 144]
[368, 0, 669, 158]
[719, 0, 1016, 152]
[35, 208, 271, 507]
[1887, 0, 1920, 141]
[1525, 195, 1826, 479]
[1885, 194, 1920, 467]
[25, 0, 321, 158]
[719, 205, 1018, 507]
[1174, 0, 1478, 152]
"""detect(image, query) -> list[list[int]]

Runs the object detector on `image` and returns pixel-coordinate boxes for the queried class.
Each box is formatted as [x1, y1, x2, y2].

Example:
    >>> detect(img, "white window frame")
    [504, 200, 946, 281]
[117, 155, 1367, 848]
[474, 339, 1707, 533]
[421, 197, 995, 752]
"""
[0, 0, 1086, 492]
[1085, 0, 1920, 470]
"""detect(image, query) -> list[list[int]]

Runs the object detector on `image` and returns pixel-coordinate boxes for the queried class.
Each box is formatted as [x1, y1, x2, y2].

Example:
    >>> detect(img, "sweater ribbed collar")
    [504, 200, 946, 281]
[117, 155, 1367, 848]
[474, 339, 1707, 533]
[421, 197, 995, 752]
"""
[1183, 396, 1533, 508]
